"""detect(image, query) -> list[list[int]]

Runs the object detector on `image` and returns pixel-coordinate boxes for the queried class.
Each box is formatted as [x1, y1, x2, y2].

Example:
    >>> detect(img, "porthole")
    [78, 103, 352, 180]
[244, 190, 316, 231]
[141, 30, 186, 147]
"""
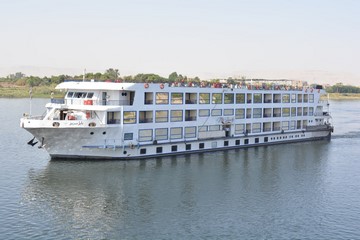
[103, 131, 106, 135]
[90, 132, 94, 135]
[123, 151, 127, 154]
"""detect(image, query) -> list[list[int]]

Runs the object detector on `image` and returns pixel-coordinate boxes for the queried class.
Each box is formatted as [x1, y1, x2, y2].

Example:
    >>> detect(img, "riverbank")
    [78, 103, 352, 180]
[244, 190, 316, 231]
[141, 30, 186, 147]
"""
[0, 83, 63, 98]
[324, 93, 360, 100]
[1, 83, 360, 100]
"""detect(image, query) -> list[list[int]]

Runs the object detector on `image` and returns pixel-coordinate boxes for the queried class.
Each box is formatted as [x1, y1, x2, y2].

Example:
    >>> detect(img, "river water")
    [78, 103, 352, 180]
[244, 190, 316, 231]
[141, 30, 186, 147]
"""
[0, 98, 359, 239]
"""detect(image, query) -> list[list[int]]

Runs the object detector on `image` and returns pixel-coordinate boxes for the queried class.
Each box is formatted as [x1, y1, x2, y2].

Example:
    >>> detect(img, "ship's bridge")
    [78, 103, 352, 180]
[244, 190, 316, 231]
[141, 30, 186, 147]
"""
[54, 81, 136, 106]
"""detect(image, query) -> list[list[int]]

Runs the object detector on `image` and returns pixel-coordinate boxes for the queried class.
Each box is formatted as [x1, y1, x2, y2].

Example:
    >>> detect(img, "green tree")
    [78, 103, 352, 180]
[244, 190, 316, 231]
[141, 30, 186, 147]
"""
[103, 68, 119, 81]
[168, 72, 178, 82]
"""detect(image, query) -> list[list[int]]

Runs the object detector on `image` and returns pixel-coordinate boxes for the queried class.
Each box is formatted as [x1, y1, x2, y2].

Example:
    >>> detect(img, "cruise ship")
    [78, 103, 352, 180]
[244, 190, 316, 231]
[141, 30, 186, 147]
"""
[20, 79, 333, 160]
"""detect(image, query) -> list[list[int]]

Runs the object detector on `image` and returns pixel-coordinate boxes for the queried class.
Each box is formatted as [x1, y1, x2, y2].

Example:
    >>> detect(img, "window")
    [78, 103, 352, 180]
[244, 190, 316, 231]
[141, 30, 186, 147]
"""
[235, 124, 245, 134]
[211, 109, 222, 116]
[309, 107, 314, 116]
[253, 108, 262, 118]
[139, 129, 153, 142]
[199, 93, 210, 104]
[212, 93, 222, 104]
[186, 144, 191, 150]
[263, 122, 271, 132]
[291, 107, 296, 117]
[199, 109, 210, 117]
[156, 92, 169, 104]
[297, 94, 303, 103]
[246, 109, 252, 118]
[171, 110, 183, 122]
[273, 108, 281, 117]
[309, 94, 314, 103]
[124, 133, 133, 140]
[291, 94, 296, 103]
[264, 137, 268, 143]
[107, 111, 120, 124]
[235, 140, 240, 145]
[247, 93, 252, 103]
[156, 147, 163, 153]
[74, 92, 86, 98]
[171, 145, 177, 152]
[140, 148, 147, 154]
[67, 91, 74, 98]
[282, 94, 290, 103]
[224, 109, 234, 116]
[123, 111, 136, 124]
[185, 126, 196, 138]
[185, 110, 197, 121]
[236, 93, 245, 104]
[199, 143, 205, 149]
[297, 107, 302, 116]
[170, 127, 182, 139]
[282, 121, 289, 130]
[145, 92, 153, 104]
[155, 110, 168, 122]
[224, 93, 234, 104]
[304, 94, 308, 103]
[185, 93, 197, 104]
[86, 92, 94, 98]
[235, 109, 245, 119]
[252, 123, 261, 133]
[274, 94, 281, 103]
[224, 141, 229, 146]
[264, 94, 272, 103]
[139, 111, 153, 123]
[253, 93, 262, 103]
[303, 107, 308, 116]
[255, 138, 259, 143]
[244, 139, 249, 144]
[171, 93, 183, 104]
[290, 120, 296, 130]
[155, 128, 168, 141]
[282, 108, 290, 117]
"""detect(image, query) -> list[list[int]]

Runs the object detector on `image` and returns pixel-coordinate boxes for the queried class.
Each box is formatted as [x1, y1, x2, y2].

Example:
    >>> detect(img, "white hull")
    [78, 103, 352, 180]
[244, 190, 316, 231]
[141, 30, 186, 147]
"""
[26, 127, 332, 160]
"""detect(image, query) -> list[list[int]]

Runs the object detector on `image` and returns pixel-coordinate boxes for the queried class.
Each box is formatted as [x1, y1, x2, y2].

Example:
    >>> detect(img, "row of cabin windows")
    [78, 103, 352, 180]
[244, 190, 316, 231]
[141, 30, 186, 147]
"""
[135, 120, 307, 142]
[116, 107, 314, 124]
[145, 92, 315, 105]
[138, 133, 311, 154]
[67, 91, 94, 99]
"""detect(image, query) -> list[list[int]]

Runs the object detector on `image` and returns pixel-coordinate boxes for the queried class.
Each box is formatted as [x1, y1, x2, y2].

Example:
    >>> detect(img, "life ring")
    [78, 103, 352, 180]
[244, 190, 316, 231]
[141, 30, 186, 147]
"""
[160, 83, 164, 89]
[144, 83, 149, 88]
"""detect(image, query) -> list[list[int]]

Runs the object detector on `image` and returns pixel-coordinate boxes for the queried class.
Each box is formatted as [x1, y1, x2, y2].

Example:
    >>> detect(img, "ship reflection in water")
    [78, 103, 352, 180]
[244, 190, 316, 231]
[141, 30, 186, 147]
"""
[20, 141, 336, 239]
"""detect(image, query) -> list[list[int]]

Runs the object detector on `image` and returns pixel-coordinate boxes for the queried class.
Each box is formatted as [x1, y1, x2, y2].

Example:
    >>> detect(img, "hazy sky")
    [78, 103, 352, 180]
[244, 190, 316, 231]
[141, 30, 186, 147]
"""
[1, 0, 359, 85]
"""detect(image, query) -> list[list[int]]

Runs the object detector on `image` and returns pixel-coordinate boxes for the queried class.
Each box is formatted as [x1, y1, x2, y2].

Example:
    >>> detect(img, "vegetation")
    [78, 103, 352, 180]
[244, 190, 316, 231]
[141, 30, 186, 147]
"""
[0, 70, 359, 99]
[324, 83, 360, 94]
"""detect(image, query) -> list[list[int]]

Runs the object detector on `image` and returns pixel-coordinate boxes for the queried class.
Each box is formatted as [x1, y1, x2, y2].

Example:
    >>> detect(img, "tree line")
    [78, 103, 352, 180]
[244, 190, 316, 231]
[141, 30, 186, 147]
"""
[1, 69, 359, 93]
[1, 69, 201, 87]
[324, 83, 360, 93]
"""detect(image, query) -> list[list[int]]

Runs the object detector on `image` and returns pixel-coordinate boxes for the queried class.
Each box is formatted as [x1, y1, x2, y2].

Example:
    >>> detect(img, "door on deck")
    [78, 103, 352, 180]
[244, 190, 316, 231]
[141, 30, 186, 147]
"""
[102, 92, 107, 105]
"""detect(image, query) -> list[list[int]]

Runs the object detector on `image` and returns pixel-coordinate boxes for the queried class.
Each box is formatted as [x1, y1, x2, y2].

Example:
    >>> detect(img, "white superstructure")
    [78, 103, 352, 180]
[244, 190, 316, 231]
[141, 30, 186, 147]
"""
[20, 80, 333, 160]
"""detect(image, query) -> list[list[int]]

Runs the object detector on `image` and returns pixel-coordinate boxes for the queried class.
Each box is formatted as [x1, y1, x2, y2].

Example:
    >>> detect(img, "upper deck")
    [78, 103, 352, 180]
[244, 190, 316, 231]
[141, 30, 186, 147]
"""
[53, 80, 326, 108]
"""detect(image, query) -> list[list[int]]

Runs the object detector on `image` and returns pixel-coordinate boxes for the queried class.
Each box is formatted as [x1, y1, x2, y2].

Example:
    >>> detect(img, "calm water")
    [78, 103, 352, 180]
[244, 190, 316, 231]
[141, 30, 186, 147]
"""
[0, 98, 360, 239]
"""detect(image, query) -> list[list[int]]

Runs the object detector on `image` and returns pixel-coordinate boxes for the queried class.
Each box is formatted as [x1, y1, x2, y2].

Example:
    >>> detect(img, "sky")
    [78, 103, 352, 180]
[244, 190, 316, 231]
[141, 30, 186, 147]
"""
[0, 0, 359, 85]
